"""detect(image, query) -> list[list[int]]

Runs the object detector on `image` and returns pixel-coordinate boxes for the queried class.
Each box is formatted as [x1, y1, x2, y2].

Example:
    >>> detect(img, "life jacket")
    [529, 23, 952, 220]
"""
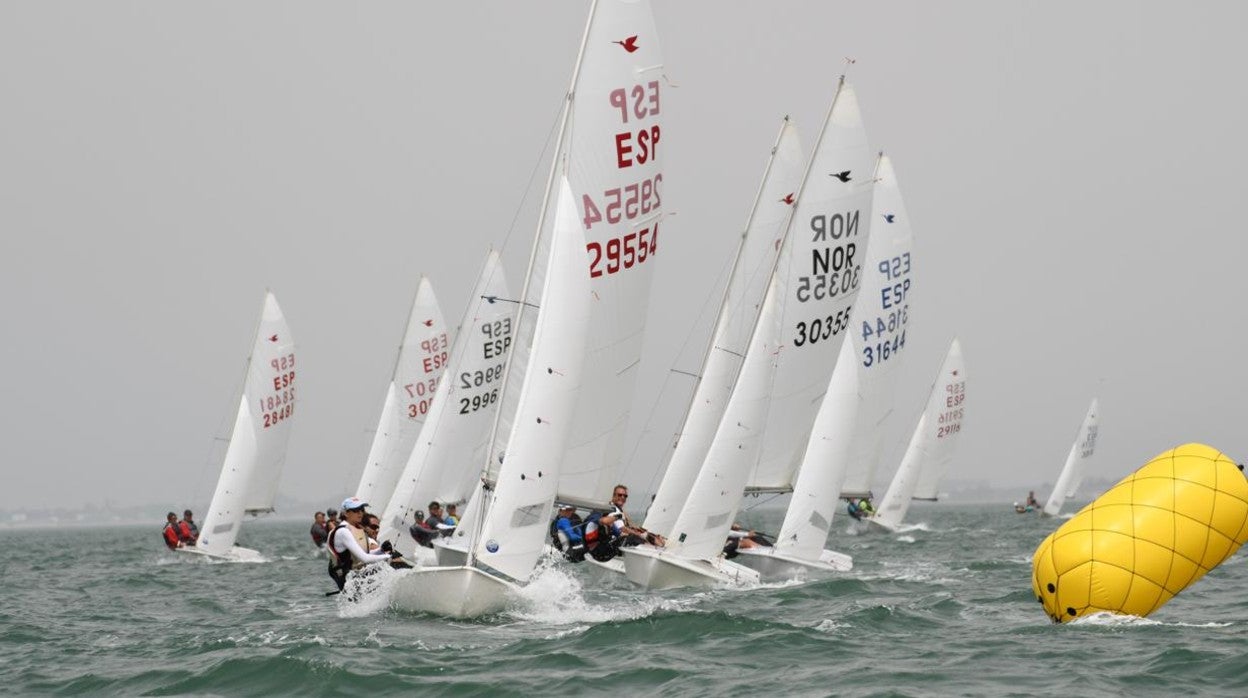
[162, 522, 180, 549]
[326, 524, 370, 590]
[582, 512, 620, 562]
[550, 514, 586, 563]
[177, 520, 197, 542]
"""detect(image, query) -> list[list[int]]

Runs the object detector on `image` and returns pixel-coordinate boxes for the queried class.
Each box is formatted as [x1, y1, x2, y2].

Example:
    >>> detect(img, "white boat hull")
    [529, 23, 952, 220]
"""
[390, 566, 517, 619]
[433, 539, 469, 566]
[731, 546, 852, 579]
[175, 545, 265, 563]
[867, 518, 898, 534]
[622, 545, 760, 590]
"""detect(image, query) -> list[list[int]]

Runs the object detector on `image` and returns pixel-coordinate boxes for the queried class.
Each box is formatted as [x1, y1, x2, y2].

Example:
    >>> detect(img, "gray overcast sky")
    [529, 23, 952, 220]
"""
[3, 1, 1246, 511]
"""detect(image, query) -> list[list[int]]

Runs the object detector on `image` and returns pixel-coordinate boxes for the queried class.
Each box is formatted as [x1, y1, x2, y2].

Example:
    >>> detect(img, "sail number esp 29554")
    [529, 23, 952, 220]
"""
[582, 80, 663, 279]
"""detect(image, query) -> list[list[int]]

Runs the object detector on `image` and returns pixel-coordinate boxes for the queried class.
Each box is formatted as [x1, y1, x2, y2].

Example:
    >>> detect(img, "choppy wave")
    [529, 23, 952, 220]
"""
[8, 506, 1248, 695]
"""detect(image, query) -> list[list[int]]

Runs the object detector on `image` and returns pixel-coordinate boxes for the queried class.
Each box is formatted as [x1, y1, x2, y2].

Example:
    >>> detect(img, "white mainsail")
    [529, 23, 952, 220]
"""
[473, 177, 591, 581]
[1042, 399, 1099, 517]
[378, 251, 512, 554]
[195, 292, 296, 559]
[773, 153, 916, 560]
[490, 0, 667, 509]
[663, 78, 874, 564]
[354, 277, 449, 511]
[644, 118, 804, 539]
[871, 338, 966, 531]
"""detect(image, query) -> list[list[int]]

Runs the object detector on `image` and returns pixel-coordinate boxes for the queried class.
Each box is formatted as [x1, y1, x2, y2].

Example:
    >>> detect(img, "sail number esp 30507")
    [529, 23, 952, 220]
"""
[583, 80, 662, 279]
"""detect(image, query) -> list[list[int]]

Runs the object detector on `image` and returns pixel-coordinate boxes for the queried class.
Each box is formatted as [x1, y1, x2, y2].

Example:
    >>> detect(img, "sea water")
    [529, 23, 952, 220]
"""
[4, 504, 1247, 696]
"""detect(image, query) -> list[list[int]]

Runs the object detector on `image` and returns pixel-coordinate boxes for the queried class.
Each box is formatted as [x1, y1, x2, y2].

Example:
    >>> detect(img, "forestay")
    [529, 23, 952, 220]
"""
[354, 277, 449, 511]
[378, 251, 511, 552]
[644, 118, 804, 539]
[667, 79, 874, 561]
[197, 292, 296, 557]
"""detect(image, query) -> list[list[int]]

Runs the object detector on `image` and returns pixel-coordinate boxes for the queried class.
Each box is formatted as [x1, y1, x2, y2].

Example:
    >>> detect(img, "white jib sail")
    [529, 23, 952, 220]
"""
[355, 277, 449, 511]
[475, 177, 591, 581]
[197, 292, 296, 556]
[1042, 398, 1099, 517]
[490, 0, 667, 508]
[774, 153, 917, 557]
[873, 338, 966, 529]
[666, 79, 875, 561]
[644, 118, 805, 539]
[378, 251, 512, 551]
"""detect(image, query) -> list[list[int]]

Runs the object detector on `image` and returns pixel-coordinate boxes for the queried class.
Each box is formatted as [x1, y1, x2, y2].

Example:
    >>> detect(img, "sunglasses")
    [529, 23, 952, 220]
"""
[613, 492, 628, 499]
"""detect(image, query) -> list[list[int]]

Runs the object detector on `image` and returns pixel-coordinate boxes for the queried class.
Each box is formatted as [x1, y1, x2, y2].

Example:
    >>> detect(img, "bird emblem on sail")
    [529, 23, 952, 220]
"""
[830, 170, 852, 182]
[423, 319, 433, 327]
[614, 35, 640, 53]
[780, 193, 795, 205]
[268, 334, 279, 342]
[883, 213, 896, 223]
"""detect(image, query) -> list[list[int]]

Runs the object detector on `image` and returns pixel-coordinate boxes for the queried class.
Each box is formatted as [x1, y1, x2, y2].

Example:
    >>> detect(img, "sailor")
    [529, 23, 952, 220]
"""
[408, 510, 436, 548]
[551, 504, 586, 562]
[585, 485, 664, 561]
[1025, 491, 1039, 510]
[178, 509, 199, 543]
[847, 497, 875, 521]
[444, 503, 460, 527]
[327, 497, 396, 591]
[310, 511, 328, 547]
[162, 512, 183, 549]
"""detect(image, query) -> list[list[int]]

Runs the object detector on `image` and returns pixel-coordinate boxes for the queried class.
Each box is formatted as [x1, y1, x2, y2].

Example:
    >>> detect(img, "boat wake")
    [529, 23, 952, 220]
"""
[335, 563, 403, 618]
[1069, 612, 1233, 629]
[507, 556, 665, 625]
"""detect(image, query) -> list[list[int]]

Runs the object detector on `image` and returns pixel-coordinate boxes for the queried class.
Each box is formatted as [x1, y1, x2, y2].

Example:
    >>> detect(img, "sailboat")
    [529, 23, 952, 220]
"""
[735, 153, 915, 578]
[389, 178, 590, 617]
[623, 78, 875, 590]
[1041, 399, 1099, 517]
[183, 292, 296, 561]
[391, 0, 668, 616]
[642, 117, 805, 546]
[869, 338, 966, 532]
[353, 277, 449, 513]
[377, 251, 512, 559]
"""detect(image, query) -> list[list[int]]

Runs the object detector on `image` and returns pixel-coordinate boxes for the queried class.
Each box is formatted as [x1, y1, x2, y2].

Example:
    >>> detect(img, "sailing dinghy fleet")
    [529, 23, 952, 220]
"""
[177, 0, 1101, 618]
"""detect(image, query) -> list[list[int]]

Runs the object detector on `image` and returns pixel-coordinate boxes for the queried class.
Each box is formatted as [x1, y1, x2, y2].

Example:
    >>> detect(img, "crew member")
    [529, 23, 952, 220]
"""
[162, 512, 182, 549]
[178, 509, 199, 543]
[327, 497, 396, 591]
[310, 511, 329, 547]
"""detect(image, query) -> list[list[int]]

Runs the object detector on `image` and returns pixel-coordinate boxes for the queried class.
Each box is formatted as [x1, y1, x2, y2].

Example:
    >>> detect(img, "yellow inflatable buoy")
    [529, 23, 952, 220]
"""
[1032, 443, 1248, 623]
